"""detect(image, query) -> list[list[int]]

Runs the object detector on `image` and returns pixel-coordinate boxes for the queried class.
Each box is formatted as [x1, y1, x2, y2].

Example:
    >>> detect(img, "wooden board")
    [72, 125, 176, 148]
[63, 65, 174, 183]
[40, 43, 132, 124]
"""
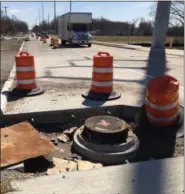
[1, 121, 57, 167]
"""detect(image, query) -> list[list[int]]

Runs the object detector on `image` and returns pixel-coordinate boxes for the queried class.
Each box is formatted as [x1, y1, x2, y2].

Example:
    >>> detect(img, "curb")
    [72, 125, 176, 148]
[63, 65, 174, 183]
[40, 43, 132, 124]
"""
[1, 41, 25, 114]
[93, 41, 184, 57]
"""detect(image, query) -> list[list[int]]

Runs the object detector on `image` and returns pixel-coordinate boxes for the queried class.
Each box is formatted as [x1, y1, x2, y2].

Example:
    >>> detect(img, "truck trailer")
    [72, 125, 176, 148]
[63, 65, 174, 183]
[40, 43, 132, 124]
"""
[58, 12, 92, 47]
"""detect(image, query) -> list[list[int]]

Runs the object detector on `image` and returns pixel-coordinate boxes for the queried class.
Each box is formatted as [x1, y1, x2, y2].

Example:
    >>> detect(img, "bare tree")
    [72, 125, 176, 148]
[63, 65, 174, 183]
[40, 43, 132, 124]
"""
[150, 1, 184, 26]
[1, 9, 28, 35]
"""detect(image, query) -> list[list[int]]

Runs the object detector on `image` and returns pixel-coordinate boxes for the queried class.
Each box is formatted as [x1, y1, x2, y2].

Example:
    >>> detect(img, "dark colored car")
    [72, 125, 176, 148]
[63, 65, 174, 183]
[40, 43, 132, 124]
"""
[42, 32, 49, 39]
[36, 32, 42, 37]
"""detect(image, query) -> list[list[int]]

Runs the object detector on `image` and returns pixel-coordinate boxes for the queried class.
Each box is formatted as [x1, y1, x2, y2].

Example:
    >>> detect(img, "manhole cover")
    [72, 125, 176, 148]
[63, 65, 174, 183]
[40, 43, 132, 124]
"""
[82, 115, 128, 145]
[85, 115, 127, 134]
[73, 116, 139, 165]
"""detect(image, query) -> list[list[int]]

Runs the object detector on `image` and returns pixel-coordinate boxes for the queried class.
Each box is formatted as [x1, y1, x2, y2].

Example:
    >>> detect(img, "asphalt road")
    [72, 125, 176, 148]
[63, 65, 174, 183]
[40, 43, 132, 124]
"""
[5, 37, 184, 114]
[1, 39, 23, 89]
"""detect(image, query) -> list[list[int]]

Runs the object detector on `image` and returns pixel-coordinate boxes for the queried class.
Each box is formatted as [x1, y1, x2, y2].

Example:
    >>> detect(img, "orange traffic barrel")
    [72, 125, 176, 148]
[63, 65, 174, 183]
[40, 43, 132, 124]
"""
[82, 52, 121, 100]
[53, 39, 59, 49]
[146, 75, 179, 126]
[43, 37, 47, 43]
[135, 75, 184, 138]
[11, 51, 44, 96]
[50, 38, 54, 46]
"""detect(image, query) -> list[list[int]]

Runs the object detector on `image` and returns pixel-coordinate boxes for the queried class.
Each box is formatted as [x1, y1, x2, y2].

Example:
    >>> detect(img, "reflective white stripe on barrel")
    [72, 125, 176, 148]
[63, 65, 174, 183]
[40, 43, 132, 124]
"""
[92, 81, 113, 87]
[146, 112, 179, 122]
[16, 66, 35, 72]
[17, 79, 35, 84]
[146, 97, 179, 110]
[93, 67, 113, 73]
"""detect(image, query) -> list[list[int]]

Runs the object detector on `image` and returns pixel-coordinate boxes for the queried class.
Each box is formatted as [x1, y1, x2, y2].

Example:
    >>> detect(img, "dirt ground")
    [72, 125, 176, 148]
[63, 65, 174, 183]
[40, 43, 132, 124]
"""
[1, 113, 184, 193]
[1, 39, 23, 89]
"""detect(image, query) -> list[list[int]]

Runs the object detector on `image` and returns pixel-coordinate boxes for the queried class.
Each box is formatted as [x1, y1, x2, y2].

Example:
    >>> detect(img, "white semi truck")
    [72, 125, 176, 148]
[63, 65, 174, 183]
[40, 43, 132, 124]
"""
[58, 12, 92, 47]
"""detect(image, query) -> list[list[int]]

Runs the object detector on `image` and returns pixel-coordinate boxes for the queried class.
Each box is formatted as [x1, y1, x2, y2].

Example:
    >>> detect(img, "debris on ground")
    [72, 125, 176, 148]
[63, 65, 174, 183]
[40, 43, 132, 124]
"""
[57, 134, 70, 143]
[63, 127, 78, 136]
[50, 137, 58, 145]
[46, 157, 103, 175]
[59, 148, 65, 153]
[65, 153, 82, 160]
[77, 160, 103, 171]
[46, 157, 77, 175]
[1, 121, 57, 167]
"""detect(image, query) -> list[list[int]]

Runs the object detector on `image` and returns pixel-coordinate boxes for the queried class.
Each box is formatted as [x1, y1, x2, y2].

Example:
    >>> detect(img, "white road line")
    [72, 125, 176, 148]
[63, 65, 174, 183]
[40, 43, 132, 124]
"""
[70, 49, 184, 90]
[115, 62, 184, 90]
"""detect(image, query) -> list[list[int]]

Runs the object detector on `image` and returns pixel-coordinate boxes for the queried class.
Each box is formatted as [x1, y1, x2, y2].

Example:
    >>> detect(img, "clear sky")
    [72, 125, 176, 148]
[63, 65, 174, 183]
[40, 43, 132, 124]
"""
[1, 1, 153, 29]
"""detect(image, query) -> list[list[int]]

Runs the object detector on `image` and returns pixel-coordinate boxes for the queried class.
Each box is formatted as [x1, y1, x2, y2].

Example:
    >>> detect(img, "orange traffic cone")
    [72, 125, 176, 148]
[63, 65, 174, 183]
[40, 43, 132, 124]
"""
[43, 37, 47, 43]
[11, 51, 44, 96]
[50, 38, 54, 46]
[53, 39, 59, 49]
[82, 52, 121, 100]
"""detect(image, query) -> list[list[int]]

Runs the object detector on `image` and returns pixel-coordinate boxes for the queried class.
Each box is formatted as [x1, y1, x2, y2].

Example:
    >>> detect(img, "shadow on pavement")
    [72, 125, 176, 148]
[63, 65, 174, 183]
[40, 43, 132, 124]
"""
[131, 47, 167, 194]
[82, 98, 106, 107]
[58, 44, 88, 49]
[139, 48, 167, 104]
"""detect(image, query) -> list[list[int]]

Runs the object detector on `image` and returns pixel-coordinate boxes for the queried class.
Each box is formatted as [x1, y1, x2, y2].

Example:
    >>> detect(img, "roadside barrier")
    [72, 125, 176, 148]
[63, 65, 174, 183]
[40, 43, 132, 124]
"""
[135, 75, 184, 138]
[43, 37, 47, 43]
[53, 39, 59, 49]
[146, 75, 179, 126]
[82, 52, 121, 100]
[50, 38, 54, 46]
[11, 51, 44, 96]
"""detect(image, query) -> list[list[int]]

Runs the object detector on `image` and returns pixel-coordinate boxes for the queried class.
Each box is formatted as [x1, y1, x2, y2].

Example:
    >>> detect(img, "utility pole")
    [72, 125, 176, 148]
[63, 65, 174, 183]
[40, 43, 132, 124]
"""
[70, 0, 72, 12]
[48, 13, 49, 32]
[38, 8, 40, 25]
[12, 15, 16, 34]
[42, 1, 44, 22]
[151, 1, 171, 49]
[3, 6, 8, 35]
[3, 6, 8, 19]
[54, 0, 57, 33]
[69, 1, 72, 33]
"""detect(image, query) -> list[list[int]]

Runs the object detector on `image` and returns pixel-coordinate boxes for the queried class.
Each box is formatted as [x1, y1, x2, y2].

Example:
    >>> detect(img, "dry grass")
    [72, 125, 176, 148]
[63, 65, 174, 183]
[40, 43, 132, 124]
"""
[93, 35, 184, 44]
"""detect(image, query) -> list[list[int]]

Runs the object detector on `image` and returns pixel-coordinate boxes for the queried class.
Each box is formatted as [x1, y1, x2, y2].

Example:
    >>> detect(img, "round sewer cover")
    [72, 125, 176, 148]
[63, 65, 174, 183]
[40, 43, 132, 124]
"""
[82, 115, 128, 144]
[85, 115, 127, 133]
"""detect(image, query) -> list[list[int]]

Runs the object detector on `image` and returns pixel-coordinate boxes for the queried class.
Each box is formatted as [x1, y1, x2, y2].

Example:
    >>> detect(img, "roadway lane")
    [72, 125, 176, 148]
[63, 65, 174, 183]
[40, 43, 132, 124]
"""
[5, 38, 184, 114]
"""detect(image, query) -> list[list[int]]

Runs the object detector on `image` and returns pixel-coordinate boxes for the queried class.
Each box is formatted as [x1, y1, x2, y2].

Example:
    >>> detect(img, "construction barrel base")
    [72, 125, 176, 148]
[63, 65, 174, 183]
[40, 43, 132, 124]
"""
[10, 87, 45, 97]
[82, 91, 121, 101]
[135, 105, 184, 138]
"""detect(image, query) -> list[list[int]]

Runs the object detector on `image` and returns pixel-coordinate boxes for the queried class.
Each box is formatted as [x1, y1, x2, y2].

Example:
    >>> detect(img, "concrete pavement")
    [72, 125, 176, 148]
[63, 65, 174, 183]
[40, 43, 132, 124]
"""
[9, 157, 184, 194]
[4, 37, 184, 114]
